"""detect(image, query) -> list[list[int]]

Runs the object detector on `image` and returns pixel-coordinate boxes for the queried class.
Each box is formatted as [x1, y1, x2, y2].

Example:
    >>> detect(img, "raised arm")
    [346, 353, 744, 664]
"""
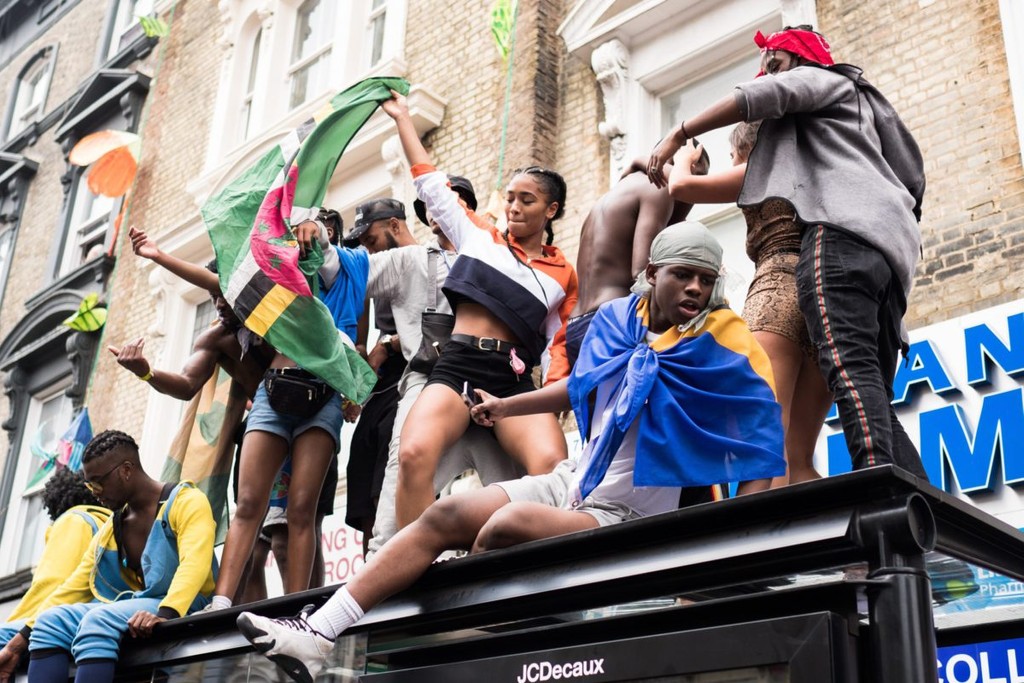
[647, 94, 744, 188]
[668, 144, 746, 205]
[129, 226, 220, 294]
[380, 90, 431, 167]
[108, 328, 221, 401]
[381, 91, 481, 252]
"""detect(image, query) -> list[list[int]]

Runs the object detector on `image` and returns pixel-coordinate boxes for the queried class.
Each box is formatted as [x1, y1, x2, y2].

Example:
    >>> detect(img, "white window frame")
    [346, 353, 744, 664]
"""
[0, 382, 74, 576]
[286, 0, 335, 111]
[8, 50, 56, 140]
[107, 0, 155, 59]
[239, 27, 263, 142]
[367, 0, 388, 69]
[0, 226, 16, 310]
[58, 173, 115, 277]
[205, 0, 410, 167]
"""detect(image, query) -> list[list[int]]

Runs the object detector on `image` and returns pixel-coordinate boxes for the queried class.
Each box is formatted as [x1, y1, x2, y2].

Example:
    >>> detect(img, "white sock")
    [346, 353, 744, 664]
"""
[307, 587, 364, 640]
[212, 595, 232, 610]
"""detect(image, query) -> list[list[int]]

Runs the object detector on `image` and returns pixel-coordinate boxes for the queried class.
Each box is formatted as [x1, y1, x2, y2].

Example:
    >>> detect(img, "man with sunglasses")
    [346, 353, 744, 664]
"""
[0, 431, 217, 683]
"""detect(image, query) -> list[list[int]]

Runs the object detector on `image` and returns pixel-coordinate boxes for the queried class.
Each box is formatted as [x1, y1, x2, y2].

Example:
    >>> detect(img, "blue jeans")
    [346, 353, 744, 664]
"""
[246, 384, 343, 454]
[30, 597, 162, 663]
[796, 225, 927, 479]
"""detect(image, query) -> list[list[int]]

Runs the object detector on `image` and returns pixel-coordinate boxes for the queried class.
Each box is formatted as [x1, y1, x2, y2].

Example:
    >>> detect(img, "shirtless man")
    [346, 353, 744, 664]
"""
[110, 229, 275, 604]
[566, 149, 709, 367]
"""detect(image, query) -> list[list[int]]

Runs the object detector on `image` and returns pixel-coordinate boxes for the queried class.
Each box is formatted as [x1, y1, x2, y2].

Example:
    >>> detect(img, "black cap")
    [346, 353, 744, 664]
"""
[414, 176, 477, 226]
[345, 198, 406, 243]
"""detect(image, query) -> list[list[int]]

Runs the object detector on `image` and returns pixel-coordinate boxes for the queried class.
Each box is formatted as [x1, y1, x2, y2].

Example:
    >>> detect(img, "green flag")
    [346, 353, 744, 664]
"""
[202, 77, 410, 402]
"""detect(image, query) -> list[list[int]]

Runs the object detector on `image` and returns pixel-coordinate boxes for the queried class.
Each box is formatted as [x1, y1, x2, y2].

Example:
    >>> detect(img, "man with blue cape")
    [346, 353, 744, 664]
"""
[236, 220, 786, 683]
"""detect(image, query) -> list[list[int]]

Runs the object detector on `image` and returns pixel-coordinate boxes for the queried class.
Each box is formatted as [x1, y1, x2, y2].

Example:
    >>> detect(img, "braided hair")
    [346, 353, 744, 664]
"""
[83, 430, 139, 465]
[510, 166, 566, 246]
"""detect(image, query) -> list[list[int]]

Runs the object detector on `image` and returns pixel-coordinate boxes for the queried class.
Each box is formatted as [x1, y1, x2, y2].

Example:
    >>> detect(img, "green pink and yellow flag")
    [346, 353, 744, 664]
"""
[202, 77, 410, 402]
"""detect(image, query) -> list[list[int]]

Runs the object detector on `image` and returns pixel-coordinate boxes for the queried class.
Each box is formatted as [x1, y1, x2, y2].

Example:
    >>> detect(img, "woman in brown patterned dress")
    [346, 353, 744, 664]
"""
[667, 125, 831, 484]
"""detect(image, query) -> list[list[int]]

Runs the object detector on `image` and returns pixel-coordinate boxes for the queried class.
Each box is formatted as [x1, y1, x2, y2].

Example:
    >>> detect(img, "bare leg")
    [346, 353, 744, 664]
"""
[236, 538, 271, 604]
[347, 486, 510, 608]
[215, 431, 289, 599]
[786, 353, 832, 484]
[395, 384, 471, 529]
[310, 513, 326, 589]
[471, 502, 599, 553]
[753, 331, 803, 488]
[268, 525, 288, 584]
[493, 413, 567, 475]
[283, 428, 334, 594]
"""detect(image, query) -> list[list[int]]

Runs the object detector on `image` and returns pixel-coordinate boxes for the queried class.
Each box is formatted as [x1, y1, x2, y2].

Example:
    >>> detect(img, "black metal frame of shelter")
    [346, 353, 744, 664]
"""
[103, 466, 1024, 682]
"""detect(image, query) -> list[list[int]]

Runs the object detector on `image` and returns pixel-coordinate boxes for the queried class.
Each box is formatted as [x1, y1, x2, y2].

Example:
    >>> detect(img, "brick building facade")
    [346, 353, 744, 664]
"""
[0, 0, 1020, 604]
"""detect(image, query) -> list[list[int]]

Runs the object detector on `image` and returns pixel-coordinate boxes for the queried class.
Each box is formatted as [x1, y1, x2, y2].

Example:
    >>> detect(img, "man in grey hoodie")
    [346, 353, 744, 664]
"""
[647, 26, 928, 480]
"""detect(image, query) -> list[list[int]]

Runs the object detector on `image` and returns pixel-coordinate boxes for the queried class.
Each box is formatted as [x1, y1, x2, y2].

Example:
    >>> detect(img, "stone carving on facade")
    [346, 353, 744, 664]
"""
[65, 330, 100, 409]
[145, 267, 178, 338]
[591, 39, 631, 179]
[1, 367, 26, 436]
[218, 0, 235, 49]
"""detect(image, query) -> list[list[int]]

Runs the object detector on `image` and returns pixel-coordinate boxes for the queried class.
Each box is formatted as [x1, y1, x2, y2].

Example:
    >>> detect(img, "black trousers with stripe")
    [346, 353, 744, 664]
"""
[795, 225, 928, 480]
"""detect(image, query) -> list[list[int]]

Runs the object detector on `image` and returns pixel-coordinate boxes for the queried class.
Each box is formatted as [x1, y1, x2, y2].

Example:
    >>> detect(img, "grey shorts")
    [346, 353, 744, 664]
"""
[493, 460, 641, 528]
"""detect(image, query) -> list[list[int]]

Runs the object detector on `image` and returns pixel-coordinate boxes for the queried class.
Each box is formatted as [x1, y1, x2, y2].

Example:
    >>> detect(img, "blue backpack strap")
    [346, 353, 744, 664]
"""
[70, 508, 100, 535]
[158, 481, 219, 583]
[160, 482, 193, 546]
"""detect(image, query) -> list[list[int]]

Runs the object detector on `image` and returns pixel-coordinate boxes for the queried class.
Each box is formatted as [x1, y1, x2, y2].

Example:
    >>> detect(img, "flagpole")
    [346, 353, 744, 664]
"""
[493, 0, 520, 194]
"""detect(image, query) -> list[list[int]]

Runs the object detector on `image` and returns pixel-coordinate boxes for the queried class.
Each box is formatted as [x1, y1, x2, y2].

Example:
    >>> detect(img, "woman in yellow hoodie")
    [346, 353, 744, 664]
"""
[0, 467, 110, 646]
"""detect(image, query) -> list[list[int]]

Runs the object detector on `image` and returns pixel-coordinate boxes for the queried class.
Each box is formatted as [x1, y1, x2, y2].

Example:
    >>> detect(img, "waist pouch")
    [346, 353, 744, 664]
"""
[264, 369, 333, 419]
[409, 310, 455, 375]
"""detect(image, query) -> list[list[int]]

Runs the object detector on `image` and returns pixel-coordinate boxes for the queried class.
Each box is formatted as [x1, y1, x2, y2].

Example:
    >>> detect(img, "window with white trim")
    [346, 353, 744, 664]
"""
[8, 49, 56, 140]
[288, 0, 335, 110]
[107, 0, 155, 59]
[239, 28, 262, 142]
[210, 1, 408, 162]
[58, 173, 115, 277]
[367, 0, 388, 68]
[0, 386, 73, 573]
[191, 298, 217, 346]
[0, 227, 15, 310]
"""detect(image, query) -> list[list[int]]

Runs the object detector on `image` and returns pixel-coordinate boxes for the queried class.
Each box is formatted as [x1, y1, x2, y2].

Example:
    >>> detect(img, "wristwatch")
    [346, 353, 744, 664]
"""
[379, 334, 397, 356]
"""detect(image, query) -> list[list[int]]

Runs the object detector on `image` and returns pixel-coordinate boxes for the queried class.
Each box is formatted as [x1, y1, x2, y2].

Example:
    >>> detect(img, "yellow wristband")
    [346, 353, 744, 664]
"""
[138, 370, 153, 382]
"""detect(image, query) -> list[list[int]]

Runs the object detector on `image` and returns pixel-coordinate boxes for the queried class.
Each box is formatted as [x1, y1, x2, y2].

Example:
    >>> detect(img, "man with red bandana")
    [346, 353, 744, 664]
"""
[647, 25, 929, 481]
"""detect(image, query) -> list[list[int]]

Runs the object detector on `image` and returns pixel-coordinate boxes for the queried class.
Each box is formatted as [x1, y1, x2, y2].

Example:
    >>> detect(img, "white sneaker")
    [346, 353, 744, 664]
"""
[198, 601, 227, 614]
[237, 606, 334, 683]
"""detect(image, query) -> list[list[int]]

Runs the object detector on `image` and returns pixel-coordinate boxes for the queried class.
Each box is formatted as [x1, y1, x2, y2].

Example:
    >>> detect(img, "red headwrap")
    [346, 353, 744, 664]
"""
[754, 28, 834, 76]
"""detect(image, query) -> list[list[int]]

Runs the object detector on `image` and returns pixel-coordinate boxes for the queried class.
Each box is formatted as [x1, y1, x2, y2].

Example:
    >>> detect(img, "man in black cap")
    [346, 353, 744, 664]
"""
[340, 198, 418, 547]
[344, 198, 410, 253]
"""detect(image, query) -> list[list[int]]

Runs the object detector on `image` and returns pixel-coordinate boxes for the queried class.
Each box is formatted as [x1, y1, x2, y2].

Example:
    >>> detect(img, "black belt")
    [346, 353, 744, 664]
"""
[450, 333, 527, 357]
[265, 367, 323, 382]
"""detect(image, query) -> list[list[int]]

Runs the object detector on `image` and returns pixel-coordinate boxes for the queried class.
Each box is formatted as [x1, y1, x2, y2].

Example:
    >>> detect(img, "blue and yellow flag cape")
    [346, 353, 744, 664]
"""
[568, 295, 786, 497]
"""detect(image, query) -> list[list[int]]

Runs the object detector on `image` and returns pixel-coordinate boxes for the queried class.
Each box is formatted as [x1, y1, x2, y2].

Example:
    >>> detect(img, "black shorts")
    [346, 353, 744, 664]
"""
[426, 338, 537, 399]
[344, 354, 404, 530]
[565, 309, 597, 369]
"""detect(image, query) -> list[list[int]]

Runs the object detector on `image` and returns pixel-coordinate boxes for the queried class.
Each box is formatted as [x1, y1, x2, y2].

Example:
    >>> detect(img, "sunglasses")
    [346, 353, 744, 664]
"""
[84, 461, 127, 495]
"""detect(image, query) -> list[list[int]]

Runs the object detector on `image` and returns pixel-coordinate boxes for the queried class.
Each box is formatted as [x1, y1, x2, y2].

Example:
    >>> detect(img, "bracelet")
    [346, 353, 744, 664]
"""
[138, 370, 153, 382]
[679, 119, 690, 140]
